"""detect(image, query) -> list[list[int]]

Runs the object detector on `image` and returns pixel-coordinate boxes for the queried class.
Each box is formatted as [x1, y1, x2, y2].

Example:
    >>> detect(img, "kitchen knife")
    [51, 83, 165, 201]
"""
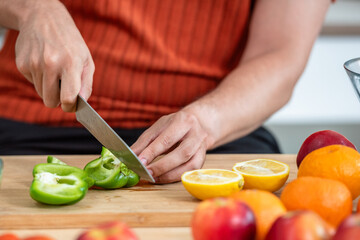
[75, 95, 155, 183]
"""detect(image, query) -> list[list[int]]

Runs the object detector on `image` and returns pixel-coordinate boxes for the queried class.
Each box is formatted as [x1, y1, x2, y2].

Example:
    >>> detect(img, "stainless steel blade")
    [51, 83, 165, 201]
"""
[75, 95, 155, 183]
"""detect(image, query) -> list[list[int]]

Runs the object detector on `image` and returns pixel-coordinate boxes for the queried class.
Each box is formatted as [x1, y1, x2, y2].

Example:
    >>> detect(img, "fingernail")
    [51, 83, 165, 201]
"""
[140, 158, 147, 165]
[147, 169, 153, 176]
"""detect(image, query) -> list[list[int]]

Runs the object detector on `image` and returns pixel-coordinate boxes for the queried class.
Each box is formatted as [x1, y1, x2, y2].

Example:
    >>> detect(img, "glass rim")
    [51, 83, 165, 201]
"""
[344, 57, 360, 76]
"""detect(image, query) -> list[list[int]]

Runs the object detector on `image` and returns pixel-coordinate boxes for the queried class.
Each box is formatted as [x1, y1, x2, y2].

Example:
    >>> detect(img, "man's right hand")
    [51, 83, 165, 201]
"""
[7, 0, 94, 112]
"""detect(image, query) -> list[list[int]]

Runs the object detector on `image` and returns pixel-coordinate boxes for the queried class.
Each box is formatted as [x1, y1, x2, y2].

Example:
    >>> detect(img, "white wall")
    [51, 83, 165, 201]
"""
[264, 0, 360, 153]
[265, 36, 360, 153]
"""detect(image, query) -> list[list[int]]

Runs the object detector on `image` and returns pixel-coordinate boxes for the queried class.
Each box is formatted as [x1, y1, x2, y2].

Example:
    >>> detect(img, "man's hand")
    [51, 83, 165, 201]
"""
[13, 0, 94, 112]
[131, 110, 211, 184]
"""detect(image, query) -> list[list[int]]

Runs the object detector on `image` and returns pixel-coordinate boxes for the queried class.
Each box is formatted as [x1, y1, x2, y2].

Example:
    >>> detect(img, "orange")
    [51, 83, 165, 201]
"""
[231, 189, 286, 240]
[280, 176, 352, 227]
[298, 144, 360, 199]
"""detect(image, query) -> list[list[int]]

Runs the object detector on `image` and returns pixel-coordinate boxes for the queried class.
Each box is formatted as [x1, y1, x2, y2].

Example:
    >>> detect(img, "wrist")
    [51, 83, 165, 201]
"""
[182, 103, 220, 150]
[18, 0, 65, 30]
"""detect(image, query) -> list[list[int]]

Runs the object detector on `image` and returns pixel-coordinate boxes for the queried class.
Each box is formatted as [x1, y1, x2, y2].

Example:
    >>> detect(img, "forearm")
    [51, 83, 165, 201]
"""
[0, 0, 63, 30]
[184, 0, 331, 150]
[184, 48, 304, 149]
[0, 0, 33, 30]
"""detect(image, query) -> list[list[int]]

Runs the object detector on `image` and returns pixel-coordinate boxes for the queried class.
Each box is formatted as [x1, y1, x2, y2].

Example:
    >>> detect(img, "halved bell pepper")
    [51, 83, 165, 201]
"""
[84, 147, 140, 189]
[30, 163, 93, 205]
[46, 155, 95, 187]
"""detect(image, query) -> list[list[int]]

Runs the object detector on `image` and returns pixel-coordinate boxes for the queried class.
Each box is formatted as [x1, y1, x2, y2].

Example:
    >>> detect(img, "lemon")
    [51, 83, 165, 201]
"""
[232, 159, 289, 192]
[181, 169, 244, 200]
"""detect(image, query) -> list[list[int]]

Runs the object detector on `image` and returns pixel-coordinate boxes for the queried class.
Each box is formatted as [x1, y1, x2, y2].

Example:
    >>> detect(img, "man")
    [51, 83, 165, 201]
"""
[0, 0, 332, 183]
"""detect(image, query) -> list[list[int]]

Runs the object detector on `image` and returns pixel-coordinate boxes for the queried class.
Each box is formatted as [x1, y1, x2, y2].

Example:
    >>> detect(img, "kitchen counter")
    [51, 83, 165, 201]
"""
[0, 154, 297, 239]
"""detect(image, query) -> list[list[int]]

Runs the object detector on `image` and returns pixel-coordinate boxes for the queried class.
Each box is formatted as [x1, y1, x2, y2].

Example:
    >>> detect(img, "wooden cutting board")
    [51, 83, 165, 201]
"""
[0, 154, 297, 229]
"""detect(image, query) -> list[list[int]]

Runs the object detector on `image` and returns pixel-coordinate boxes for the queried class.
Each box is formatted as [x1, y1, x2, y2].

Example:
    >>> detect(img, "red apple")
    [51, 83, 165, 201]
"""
[297, 130, 356, 168]
[192, 197, 256, 240]
[77, 221, 138, 240]
[333, 214, 360, 240]
[265, 210, 334, 240]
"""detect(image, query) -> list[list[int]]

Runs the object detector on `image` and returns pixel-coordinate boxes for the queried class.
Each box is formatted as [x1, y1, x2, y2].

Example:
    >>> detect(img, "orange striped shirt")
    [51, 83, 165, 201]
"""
[0, 0, 251, 128]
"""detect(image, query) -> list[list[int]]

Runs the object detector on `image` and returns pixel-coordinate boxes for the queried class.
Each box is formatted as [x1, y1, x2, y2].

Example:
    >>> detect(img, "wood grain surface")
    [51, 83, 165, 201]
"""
[0, 154, 297, 235]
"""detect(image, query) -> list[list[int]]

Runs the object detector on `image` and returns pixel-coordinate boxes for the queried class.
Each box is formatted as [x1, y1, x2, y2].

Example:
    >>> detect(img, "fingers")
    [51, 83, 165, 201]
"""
[42, 64, 60, 108]
[60, 59, 82, 112]
[147, 128, 206, 178]
[136, 113, 198, 164]
[16, 50, 94, 112]
[79, 58, 95, 101]
[131, 115, 172, 156]
[154, 145, 206, 184]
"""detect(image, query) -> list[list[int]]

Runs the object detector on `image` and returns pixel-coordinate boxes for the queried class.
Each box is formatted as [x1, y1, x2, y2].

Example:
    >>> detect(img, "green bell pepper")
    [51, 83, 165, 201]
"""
[121, 164, 140, 188]
[47, 156, 67, 165]
[30, 163, 93, 205]
[84, 147, 140, 189]
[47, 155, 95, 187]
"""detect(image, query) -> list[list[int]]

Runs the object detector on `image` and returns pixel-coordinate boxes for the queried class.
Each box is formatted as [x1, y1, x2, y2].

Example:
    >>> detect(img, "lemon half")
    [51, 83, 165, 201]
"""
[232, 159, 289, 192]
[181, 169, 244, 200]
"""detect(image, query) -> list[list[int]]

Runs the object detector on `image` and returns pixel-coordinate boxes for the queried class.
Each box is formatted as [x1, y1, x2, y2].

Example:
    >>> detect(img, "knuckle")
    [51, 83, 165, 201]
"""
[15, 58, 27, 74]
[186, 113, 198, 125]
[88, 58, 95, 73]
[178, 111, 199, 126]
[61, 94, 77, 111]
[29, 55, 40, 70]
[84, 84, 93, 96]
[192, 160, 203, 170]
[188, 155, 204, 170]
[43, 53, 60, 70]
[180, 144, 194, 161]
[143, 147, 156, 161]
[161, 135, 172, 148]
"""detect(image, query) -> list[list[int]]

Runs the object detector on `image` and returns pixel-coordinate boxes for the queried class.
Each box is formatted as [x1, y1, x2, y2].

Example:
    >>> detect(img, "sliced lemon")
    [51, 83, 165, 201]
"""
[232, 159, 289, 192]
[181, 169, 244, 200]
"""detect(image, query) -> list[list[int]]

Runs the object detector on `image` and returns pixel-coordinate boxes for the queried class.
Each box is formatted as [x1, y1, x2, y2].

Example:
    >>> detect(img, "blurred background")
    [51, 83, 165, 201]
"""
[264, 0, 360, 153]
[0, 0, 359, 153]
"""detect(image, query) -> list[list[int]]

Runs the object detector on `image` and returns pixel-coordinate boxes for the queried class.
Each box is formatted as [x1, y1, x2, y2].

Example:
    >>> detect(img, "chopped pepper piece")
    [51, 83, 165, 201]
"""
[121, 164, 140, 188]
[47, 156, 67, 165]
[30, 163, 92, 205]
[84, 147, 140, 189]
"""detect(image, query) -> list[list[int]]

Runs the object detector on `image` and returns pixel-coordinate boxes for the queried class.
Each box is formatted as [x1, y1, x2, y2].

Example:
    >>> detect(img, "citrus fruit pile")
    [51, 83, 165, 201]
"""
[183, 130, 360, 240]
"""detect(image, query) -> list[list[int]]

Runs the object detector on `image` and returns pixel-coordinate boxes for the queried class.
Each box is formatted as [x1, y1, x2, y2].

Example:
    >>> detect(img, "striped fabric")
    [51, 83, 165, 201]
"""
[0, 0, 251, 128]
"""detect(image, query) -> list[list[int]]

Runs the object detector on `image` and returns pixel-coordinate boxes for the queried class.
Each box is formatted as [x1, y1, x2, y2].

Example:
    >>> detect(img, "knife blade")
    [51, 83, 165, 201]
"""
[75, 95, 155, 183]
